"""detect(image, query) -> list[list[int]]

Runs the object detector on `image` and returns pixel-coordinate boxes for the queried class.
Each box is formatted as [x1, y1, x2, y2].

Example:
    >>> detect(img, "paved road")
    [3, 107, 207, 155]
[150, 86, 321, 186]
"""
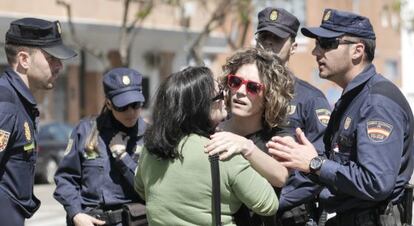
[26, 184, 66, 226]
[26, 184, 414, 226]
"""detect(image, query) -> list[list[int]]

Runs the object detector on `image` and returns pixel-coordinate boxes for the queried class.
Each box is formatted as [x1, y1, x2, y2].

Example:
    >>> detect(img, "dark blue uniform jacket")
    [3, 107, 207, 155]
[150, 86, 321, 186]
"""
[319, 64, 414, 213]
[0, 68, 40, 217]
[54, 112, 147, 220]
[279, 77, 331, 211]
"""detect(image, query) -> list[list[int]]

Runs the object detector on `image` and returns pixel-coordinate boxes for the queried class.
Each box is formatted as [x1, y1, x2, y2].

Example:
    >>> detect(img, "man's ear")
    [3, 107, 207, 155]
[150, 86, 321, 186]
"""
[352, 43, 365, 61]
[16, 51, 31, 70]
[290, 41, 298, 56]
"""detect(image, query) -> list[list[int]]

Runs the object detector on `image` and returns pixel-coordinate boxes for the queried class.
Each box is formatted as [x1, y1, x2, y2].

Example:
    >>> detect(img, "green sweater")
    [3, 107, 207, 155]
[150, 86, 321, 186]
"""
[134, 134, 278, 226]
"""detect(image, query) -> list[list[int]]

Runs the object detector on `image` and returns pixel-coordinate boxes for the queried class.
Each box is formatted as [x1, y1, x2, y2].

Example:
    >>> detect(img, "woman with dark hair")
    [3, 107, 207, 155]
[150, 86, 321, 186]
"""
[134, 66, 278, 225]
[54, 68, 147, 226]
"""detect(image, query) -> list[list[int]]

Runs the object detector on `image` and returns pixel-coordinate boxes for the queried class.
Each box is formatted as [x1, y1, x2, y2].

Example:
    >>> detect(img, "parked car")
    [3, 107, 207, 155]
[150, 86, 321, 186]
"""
[35, 122, 73, 184]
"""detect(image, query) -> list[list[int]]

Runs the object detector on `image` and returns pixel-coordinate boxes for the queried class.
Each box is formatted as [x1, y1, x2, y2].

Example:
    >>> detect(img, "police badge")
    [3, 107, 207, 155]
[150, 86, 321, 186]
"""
[122, 75, 131, 85]
[0, 129, 10, 152]
[269, 10, 278, 21]
[24, 122, 31, 141]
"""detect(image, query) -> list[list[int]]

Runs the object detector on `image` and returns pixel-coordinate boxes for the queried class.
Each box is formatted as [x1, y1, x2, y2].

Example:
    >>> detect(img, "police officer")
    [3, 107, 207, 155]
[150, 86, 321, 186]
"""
[268, 8, 414, 226]
[54, 68, 147, 226]
[256, 7, 331, 226]
[0, 18, 77, 226]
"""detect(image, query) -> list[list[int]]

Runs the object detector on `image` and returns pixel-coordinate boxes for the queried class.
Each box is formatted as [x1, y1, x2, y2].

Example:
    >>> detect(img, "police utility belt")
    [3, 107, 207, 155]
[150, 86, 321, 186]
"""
[332, 184, 414, 226]
[85, 206, 123, 225]
[85, 203, 147, 226]
[334, 202, 402, 226]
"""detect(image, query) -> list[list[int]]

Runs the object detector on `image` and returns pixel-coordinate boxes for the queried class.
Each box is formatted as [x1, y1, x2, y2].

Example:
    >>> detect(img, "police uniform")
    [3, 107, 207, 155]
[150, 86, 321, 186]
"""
[278, 77, 331, 220]
[256, 7, 332, 225]
[54, 68, 147, 226]
[301, 9, 414, 226]
[0, 18, 76, 226]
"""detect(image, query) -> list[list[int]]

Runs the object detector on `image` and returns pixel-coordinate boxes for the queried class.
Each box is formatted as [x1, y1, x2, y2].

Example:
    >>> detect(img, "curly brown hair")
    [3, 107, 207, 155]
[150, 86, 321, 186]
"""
[221, 47, 294, 128]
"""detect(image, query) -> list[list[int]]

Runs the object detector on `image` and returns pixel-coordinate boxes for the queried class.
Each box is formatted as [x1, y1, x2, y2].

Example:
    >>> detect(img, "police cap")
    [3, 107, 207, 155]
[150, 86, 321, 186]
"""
[103, 67, 145, 108]
[301, 8, 376, 39]
[256, 7, 300, 38]
[6, 17, 77, 59]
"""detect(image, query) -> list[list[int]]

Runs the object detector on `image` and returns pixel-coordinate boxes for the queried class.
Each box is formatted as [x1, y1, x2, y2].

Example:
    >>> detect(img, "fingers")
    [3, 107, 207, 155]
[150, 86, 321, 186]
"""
[73, 213, 106, 226]
[204, 135, 227, 154]
[270, 135, 297, 149]
[267, 139, 291, 153]
[295, 128, 311, 146]
[205, 143, 228, 156]
[115, 131, 126, 138]
[91, 218, 106, 225]
[110, 132, 129, 149]
[267, 139, 293, 163]
[205, 140, 236, 160]
[218, 149, 234, 160]
[268, 146, 291, 161]
[204, 132, 246, 160]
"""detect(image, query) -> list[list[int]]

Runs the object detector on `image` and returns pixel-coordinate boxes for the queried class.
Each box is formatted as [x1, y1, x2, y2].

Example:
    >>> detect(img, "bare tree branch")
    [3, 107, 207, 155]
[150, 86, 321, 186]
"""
[56, 0, 105, 62]
[187, 0, 238, 65]
[119, 0, 130, 66]
[120, 0, 155, 66]
[220, 19, 238, 50]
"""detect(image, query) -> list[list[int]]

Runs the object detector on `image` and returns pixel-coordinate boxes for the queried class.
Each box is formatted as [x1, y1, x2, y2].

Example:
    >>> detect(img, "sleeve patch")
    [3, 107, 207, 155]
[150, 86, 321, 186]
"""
[0, 129, 11, 152]
[316, 109, 331, 126]
[367, 120, 393, 142]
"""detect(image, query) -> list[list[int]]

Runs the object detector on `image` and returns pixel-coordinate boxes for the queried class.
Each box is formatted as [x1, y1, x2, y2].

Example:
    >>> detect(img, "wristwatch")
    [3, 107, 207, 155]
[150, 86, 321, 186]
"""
[309, 156, 326, 174]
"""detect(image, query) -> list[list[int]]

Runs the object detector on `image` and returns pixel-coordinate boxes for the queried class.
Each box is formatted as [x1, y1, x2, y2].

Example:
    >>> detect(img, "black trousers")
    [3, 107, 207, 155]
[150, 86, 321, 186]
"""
[325, 205, 403, 226]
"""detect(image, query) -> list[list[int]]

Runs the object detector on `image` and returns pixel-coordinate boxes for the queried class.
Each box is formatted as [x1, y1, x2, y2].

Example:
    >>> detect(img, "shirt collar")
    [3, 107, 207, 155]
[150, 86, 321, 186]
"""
[5, 67, 37, 106]
[342, 64, 376, 96]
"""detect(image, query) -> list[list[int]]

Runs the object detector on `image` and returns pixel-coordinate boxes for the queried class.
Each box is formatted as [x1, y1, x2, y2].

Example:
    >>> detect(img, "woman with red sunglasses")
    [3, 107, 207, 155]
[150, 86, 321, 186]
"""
[205, 47, 295, 225]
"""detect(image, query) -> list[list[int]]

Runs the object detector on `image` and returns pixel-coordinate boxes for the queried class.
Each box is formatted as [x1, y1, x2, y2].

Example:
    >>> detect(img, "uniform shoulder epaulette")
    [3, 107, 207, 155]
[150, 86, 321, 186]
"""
[0, 85, 16, 104]
[371, 81, 410, 113]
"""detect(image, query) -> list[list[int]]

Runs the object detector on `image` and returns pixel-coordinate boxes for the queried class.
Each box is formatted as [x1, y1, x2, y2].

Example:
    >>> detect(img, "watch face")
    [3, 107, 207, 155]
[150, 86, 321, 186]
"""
[310, 157, 323, 171]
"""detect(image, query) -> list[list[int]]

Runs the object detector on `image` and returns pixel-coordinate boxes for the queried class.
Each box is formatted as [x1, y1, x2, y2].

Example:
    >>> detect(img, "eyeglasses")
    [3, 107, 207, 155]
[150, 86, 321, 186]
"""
[112, 102, 143, 112]
[211, 89, 224, 102]
[316, 37, 359, 50]
[227, 74, 264, 95]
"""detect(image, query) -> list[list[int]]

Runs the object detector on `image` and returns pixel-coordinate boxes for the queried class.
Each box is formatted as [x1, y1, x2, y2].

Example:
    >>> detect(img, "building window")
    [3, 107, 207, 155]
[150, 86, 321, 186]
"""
[384, 59, 398, 82]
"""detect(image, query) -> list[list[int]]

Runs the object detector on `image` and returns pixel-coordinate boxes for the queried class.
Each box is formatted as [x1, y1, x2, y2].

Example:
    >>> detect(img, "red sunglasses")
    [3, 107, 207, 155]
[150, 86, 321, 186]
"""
[227, 74, 264, 95]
